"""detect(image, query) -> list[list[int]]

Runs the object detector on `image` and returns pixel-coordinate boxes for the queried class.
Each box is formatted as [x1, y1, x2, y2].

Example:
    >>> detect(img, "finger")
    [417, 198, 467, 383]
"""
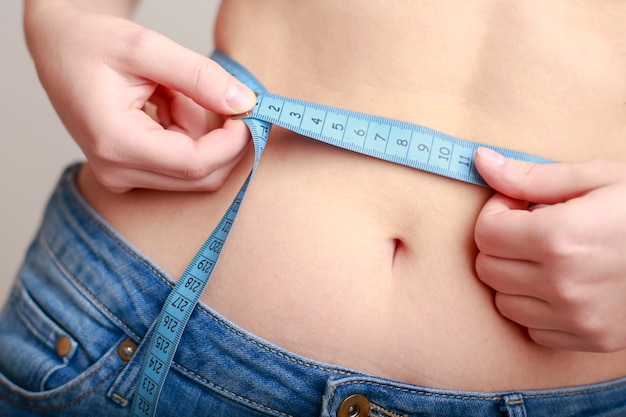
[119, 29, 257, 114]
[494, 294, 605, 350]
[144, 87, 173, 127]
[94, 142, 250, 192]
[474, 147, 618, 204]
[495, 293, 557, 330]
[474, 193, 542, 259]
[495, 292, 608, 347]
[105, 116, 251, 181]
[164, 90, 216, 139]
[475, 252, 542, 297]
[145, 86, 224, 140]
[527, 328, 593, 351]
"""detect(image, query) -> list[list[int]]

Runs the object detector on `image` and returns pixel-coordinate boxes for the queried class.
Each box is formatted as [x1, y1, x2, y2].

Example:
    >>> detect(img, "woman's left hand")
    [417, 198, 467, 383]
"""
[474, 147, 626, 352]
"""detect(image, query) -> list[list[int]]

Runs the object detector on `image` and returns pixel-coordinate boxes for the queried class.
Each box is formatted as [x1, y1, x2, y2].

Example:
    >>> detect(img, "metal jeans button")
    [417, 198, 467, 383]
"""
[337, 394, 371, 417]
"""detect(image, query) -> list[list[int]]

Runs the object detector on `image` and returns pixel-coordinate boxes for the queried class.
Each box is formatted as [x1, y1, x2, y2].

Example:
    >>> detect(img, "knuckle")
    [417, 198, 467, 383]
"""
[92, 167, 128, 192]
[180, 161, 211, 182]
[120, 27, 159, 62]
[193, 169, 232, 192]
[545, 273, 584, 308]
[588, 337, 620, 353]
[566, 307, 595, 331]
[579, 326, 620, 352]
[179, 157, 233, 190]
[199, 172, 230, 192]
[204, 172, 229, 191]
[561, 308, 621, 352]
[537, 221, 580, 261]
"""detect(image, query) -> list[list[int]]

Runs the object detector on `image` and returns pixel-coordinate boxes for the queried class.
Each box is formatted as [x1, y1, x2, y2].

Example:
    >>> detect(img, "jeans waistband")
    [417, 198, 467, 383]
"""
[34, 164, 626, 416]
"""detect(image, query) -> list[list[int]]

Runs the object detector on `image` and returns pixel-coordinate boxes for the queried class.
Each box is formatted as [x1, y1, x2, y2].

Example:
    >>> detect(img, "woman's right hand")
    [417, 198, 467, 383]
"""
[24, 0, 257, 192]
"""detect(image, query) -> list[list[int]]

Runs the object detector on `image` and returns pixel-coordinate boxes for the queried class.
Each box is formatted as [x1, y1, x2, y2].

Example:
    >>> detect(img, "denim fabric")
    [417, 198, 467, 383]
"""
[1, 164, 626, 416]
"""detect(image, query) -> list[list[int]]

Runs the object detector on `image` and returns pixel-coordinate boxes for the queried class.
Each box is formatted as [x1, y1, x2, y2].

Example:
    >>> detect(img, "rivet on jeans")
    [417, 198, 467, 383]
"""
[118, 339, 138, 361]
[55, 335, 72, 357]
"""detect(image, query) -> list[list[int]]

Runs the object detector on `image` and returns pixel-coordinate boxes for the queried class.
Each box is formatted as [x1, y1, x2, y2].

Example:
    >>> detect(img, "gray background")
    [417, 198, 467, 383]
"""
[0, 1, 220, 305]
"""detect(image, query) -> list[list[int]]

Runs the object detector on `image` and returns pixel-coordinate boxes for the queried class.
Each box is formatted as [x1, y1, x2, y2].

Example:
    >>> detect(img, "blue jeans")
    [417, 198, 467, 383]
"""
[1, 164, 626, 417]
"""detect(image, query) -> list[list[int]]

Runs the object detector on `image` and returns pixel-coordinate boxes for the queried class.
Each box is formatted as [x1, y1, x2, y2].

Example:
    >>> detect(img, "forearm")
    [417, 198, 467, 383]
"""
[23, 0, 143, 95]
[24, 0, 138, 58]
[24, 0, 138, 21]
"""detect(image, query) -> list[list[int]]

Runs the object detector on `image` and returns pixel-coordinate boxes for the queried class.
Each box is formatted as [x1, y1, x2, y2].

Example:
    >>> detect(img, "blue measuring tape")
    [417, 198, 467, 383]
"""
[131, 50, 552, 416]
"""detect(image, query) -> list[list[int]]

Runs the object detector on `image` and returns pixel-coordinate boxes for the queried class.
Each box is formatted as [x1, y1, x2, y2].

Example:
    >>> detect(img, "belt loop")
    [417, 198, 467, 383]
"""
[107, 321, 158, 408]
[501, 393, 527, 417]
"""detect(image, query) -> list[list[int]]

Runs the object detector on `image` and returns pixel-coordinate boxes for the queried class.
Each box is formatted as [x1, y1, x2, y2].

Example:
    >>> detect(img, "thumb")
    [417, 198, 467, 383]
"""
[122, 29, 257, 114]
[474, 147, 611, 204]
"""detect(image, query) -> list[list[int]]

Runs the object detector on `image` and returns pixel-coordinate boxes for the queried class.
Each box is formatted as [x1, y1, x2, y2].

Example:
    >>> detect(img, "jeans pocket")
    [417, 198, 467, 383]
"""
[0, 283, 126, 409]
[0, 283, 81, 392]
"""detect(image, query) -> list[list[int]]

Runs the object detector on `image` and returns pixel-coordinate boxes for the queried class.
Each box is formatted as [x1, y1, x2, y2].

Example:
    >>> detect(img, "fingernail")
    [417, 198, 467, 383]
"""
[477, 147, 505, 167]
[225, 80, 256, 113]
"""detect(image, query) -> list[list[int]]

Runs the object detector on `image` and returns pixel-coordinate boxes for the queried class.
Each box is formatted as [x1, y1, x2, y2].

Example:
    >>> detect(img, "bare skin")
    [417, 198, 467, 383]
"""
[77, 0, 626, 391]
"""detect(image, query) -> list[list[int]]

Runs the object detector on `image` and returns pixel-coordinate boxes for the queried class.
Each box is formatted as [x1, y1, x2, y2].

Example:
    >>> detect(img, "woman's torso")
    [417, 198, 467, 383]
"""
[78, 0, 626, 391]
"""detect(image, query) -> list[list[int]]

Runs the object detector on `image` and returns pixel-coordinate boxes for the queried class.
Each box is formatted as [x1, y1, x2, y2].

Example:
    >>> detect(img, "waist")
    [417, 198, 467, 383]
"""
[20, 166, 626, 415]
[78, 119, 626, 391]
